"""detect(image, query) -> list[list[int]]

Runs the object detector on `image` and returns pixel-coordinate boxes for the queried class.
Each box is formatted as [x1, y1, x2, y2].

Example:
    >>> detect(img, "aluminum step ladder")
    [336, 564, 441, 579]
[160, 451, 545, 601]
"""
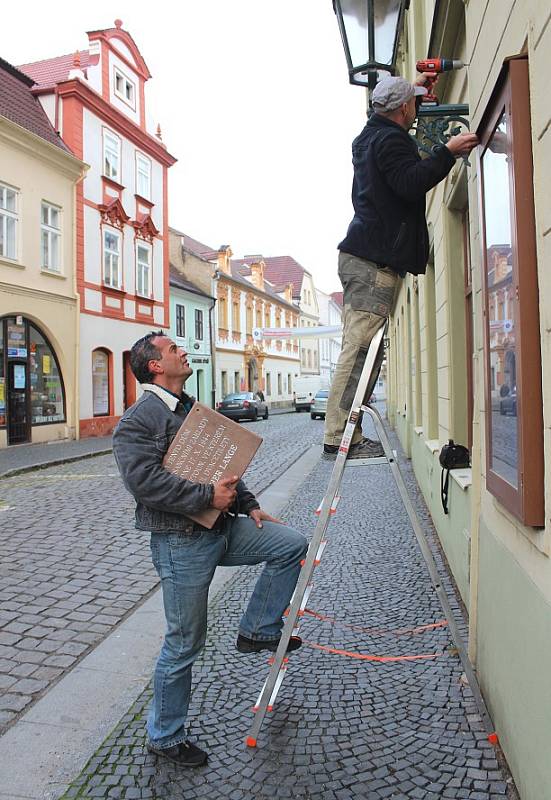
[246, 325, 494, 748]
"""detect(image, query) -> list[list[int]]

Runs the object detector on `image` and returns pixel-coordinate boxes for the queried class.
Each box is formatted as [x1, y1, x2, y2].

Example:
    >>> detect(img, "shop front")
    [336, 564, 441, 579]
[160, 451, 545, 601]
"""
[0, 315, 65, 446]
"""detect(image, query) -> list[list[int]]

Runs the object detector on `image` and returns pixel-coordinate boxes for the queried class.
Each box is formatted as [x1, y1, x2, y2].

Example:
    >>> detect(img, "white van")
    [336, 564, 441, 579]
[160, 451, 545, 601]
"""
[293, 375, 330, 412]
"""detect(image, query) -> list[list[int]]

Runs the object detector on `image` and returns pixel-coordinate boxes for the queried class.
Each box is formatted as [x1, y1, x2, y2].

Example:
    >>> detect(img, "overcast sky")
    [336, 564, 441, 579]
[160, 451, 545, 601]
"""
[3, 1, 367, 293]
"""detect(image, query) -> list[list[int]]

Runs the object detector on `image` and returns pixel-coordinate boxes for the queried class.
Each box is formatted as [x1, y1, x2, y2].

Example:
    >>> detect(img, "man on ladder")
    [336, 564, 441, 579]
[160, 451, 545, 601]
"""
[323, 74, 478, 461]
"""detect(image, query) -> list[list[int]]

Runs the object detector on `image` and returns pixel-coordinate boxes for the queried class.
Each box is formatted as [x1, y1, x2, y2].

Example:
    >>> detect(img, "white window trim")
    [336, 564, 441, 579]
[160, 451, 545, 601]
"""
[0, 182, 19, 262]
[103, 129, 121, 183]
[136, 240, 152, 298]
[113, 66, 136, 110]
[135, 152, 151, 200]
[103, 227, 122, 289]
[40, 201, 62, 273]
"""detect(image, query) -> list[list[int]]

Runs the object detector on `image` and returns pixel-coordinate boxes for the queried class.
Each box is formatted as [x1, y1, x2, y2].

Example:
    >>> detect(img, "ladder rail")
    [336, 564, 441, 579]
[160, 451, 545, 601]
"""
[246, 326, 386, 746]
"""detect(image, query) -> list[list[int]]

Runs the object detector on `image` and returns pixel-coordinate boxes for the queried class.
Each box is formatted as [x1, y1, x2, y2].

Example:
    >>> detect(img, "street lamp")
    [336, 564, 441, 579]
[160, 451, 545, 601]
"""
[333, 0, 408, 88]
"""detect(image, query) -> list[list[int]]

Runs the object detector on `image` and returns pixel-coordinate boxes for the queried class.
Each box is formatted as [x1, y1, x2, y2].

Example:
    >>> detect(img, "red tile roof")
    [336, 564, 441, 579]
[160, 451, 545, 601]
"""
[232, 255, 309, 300]
[19, 52, 91, 92]
[178, 231, 219, 262]
[330, 291, 343, 307]
[0, 57, 72, 152]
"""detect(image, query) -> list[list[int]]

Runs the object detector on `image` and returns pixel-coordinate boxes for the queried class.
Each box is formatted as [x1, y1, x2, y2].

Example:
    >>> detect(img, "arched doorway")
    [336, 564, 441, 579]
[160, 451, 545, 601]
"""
[1, 316, 66, 445]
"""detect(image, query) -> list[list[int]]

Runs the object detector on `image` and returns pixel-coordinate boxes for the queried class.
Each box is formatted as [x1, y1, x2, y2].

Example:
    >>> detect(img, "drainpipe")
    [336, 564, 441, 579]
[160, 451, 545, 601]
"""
[468, 351, 482, 664]
[210, 271, 219, 409]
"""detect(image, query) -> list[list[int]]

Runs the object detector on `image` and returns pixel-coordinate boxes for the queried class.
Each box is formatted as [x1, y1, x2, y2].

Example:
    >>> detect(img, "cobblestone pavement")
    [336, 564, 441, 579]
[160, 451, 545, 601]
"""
[0, 412, 323, 734]
[60, 420, 515, 800]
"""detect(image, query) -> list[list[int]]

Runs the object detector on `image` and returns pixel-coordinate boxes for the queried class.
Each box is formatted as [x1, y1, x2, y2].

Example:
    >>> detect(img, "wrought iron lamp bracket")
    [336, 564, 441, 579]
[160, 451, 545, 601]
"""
[411, 103, 470, 161]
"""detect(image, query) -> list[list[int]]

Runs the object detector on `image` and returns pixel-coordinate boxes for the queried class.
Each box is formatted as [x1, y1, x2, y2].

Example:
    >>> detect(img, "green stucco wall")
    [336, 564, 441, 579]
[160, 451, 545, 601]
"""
[477, 522, 551, 800]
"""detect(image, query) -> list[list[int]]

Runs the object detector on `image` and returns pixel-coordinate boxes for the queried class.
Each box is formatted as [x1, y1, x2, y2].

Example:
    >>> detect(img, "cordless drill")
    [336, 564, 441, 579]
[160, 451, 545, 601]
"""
[416, 58, 466, 105]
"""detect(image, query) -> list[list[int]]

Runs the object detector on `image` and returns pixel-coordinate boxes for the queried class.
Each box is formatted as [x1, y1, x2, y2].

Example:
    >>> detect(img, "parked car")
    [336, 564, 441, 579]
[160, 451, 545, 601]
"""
[217, 392, 268, 422]
[310, 389, 329, 420]
[499, 390, 517, 416]
[293, 375, 330, 411]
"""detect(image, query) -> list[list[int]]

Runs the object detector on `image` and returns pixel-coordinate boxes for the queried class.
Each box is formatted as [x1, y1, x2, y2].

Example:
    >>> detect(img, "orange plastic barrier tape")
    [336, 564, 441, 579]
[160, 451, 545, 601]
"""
[303, 608, 448, 638]
[304, 641, 443, 663]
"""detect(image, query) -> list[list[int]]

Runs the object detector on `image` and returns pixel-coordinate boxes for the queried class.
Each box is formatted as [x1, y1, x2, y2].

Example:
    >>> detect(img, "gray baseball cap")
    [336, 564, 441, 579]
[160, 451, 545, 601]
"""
[371, 76, 427, 112]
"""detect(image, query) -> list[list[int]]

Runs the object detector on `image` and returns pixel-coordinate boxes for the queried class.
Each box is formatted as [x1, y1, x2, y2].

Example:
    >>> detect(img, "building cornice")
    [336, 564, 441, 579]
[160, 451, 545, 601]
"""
[0, 116, 88, 180]
[0, 280, 77, 305]
[217, 273, 298, 312]
[56, 78, 176, 167]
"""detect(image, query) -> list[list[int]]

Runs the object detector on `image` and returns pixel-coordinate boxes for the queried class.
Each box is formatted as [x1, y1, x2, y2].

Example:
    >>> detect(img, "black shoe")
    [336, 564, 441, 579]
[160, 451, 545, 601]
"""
[236, 633, 302, 654]
[322, 444, 339, 460]
[147, 739, 208, 767]
[323, 440, 384, 460]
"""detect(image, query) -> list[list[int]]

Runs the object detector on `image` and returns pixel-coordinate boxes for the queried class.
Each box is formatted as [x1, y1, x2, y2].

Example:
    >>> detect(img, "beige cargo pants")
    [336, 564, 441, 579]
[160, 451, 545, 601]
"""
[324, 253, 400, 447]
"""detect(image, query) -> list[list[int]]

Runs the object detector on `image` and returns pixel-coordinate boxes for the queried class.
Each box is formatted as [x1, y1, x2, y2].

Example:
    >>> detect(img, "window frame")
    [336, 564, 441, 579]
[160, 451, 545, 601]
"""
[175, 304, 186, 338]
[103, 130, 121, 182]
[135, 152, 151, 200]
[0, 182, 19, 261]
[103, 227, 122, 289]
[477, 56, 543, 526]
[136, 240, 151, 298]
[113, 66, 136, 110]
[40, 201, 62, 272]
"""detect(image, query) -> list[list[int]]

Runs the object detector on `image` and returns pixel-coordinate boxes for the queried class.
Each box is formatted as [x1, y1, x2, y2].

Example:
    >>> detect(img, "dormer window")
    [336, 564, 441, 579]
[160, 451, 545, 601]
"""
[113, 67, 136, 109]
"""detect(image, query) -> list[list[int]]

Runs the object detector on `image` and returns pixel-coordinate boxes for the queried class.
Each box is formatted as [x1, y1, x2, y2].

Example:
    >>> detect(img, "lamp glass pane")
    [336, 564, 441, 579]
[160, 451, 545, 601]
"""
[374, 0, 401, 65]
[340, 0, 369, 68]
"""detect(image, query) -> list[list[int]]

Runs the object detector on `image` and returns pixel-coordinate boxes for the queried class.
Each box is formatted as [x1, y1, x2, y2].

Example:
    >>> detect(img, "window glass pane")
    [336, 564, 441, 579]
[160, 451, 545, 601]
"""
[7, 320, 26, 358]
[92, 350, 109, 415]
[3, 187, 16, 212]
[105, 231, 119, 252]
[41, 230, 49, 267]
[51, 233, 59, 269]
[41, 204, 49, 225]
[6, 216, 16, 258]
[30, 326, 65, 423]
[482, 112, 518, 488]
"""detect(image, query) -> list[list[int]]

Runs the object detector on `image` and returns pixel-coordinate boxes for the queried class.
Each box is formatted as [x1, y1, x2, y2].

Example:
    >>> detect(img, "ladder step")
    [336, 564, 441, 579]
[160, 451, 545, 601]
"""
[344, 453, 395, 467]
[315, 496, 340, 516]
[252, 663, 287, 712]
[300, 540, 327, 567]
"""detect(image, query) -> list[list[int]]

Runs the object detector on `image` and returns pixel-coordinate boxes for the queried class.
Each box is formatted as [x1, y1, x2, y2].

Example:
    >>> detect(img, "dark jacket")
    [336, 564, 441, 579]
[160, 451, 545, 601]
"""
[338, 113, 456, 276]
[112, 389, 259, 534]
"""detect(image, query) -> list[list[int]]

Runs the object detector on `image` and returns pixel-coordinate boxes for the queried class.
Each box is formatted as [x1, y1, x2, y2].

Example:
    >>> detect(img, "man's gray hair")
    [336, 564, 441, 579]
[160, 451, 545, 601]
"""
[129, 330, 166, 384]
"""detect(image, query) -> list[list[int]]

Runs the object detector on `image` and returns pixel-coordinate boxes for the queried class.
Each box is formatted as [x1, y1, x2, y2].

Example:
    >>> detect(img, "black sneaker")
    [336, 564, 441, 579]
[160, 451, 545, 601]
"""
[147, 739, 208, 767]
[236, 633, 302, 654]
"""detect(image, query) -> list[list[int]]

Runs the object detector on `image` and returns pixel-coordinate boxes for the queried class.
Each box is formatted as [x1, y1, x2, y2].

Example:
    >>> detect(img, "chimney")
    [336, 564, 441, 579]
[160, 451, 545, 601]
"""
[217, 245, 233, 275]
[248, 257, 265, 291]
[284, 282, 294, 303]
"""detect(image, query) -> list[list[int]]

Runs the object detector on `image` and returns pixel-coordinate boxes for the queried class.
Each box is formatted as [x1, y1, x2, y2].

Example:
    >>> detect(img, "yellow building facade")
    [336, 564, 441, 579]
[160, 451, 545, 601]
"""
[0, 61, 86, 447]
[386, 3, 551, 797]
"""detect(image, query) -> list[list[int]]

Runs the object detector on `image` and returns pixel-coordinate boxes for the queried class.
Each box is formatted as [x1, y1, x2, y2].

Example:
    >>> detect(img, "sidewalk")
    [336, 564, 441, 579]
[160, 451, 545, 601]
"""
[0, 436, 113, 479]
[3, 420, 515, 800]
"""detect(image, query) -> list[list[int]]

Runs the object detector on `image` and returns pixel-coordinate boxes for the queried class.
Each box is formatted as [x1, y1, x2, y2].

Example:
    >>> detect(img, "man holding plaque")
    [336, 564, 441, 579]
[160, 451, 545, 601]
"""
[113, 331, 307, 769]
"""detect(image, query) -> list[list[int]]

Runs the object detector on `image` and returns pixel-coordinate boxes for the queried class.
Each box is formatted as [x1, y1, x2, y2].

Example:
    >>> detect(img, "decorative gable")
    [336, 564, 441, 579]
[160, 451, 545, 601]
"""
[98, 198, 130, 230]
[132, 213, 159, 242]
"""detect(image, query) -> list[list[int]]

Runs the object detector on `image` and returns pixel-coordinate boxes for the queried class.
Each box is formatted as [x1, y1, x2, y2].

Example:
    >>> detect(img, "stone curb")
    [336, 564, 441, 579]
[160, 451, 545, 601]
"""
[0, 449, 114, 481]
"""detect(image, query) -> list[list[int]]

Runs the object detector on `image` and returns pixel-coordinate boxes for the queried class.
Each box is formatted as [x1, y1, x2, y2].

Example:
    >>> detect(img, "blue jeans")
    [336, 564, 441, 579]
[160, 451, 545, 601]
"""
[147, 515, 307, 748]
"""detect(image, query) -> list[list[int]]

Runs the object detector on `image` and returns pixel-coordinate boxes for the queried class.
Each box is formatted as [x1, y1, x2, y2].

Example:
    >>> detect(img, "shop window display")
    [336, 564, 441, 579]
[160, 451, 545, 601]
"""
[29, 327, 65, 424]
